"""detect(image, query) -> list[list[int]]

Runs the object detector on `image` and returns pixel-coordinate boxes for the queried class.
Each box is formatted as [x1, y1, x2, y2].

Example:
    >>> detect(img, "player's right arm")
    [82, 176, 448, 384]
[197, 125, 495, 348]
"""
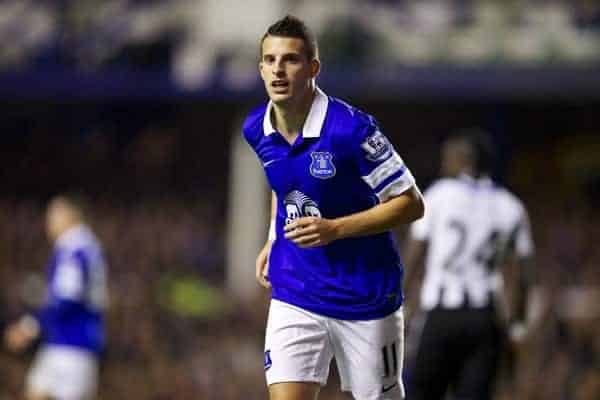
[402, 184, 436, 320]
[4, 314, 39, 353]
[256, 191, 277, 288]
[4, 252, 88, 353]
[402, 237, 428, 321]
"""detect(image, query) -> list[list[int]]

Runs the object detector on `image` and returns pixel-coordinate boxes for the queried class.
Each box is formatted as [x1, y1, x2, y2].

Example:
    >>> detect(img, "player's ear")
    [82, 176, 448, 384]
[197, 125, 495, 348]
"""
[259, 60, 266, 80]
[310, 58, 320, 78]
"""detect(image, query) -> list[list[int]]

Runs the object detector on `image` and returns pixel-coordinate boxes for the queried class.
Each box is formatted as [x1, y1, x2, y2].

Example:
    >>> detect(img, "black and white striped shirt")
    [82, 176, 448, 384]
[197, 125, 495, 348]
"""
[410, 174, 534, 310]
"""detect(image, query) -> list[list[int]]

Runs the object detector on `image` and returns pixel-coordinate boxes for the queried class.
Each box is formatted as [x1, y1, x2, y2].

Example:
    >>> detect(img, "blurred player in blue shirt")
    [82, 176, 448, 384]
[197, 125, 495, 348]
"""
[4, 195, 107, 400]
[244, 15, 424, 400]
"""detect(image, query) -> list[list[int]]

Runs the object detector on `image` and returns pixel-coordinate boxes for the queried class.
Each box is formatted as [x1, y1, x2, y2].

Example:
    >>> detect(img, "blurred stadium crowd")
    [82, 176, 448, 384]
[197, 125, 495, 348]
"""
[1, 0, 600, 89]
[0, 101, 598, 399]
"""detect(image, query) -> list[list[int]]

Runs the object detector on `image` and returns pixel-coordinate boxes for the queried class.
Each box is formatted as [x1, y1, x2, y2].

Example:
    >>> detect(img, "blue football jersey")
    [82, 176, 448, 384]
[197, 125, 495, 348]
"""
[243, 88, 417, 320]
[37, 225, 107, 354]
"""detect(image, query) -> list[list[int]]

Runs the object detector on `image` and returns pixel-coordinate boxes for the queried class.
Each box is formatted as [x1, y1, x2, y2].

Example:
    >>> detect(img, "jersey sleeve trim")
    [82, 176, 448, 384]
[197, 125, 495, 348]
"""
[375, 168, 416, 202]
[361, 151, 405, 189]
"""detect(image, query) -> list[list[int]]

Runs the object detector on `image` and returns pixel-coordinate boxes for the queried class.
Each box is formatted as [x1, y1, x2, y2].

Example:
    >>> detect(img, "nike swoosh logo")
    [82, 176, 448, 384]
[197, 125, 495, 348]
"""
[382, 382, 397, 393]
[263, 159, 277, 167]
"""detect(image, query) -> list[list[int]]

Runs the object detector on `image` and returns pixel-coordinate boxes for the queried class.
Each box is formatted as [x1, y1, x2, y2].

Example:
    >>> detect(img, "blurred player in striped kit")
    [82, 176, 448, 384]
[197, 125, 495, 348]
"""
[4, 194, 107, 400]
[404, 130, 536, 400]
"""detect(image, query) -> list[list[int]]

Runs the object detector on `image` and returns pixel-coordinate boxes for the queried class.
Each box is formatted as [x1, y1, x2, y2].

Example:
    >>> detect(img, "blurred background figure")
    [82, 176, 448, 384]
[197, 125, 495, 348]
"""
[4, 195, 107, 400]
[402, 130, 536, 400]
[0, 1, 599, 399]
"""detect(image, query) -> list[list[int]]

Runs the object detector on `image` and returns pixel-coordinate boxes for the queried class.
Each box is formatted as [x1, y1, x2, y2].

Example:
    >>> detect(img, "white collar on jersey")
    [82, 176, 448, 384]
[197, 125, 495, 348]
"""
[263, 87, 329, 138]
[459, 172, 493, 187]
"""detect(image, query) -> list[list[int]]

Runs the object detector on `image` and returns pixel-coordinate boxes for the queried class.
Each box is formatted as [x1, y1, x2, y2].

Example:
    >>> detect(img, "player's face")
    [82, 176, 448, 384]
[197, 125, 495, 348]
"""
[45, 199, 75, 240]
[260, 36, 319, 107]
[441, 140, 470, 177]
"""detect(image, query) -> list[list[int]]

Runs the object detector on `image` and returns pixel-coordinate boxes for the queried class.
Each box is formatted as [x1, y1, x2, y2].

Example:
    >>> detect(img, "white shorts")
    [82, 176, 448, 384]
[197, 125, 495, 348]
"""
[265, 299, 405, 400]
[26, 345, 98, 400]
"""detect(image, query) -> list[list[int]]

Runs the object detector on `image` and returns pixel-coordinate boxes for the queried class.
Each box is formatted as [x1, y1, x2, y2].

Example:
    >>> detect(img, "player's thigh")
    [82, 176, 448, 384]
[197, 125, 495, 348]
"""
[265, 300, 334, 388]
[331, 307, 405, 400]
[454, 315, 502, 400]
[409, 310, 457, 400]
[269, 381, 321, 400]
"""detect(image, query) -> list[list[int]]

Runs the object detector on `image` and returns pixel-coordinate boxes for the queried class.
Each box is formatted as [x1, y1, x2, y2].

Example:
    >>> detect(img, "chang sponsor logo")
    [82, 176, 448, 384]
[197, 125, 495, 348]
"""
[284, 190, 322, 225]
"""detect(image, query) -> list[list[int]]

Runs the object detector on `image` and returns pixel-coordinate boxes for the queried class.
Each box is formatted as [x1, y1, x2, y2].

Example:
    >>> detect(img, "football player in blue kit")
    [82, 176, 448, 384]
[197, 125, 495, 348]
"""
[4, 195, 107, 400]
[243, 15, 424, 400]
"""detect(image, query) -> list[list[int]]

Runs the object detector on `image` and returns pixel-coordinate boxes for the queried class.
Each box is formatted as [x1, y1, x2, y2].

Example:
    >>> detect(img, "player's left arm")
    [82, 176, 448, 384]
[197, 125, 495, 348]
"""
[285, 186, 423, 248]
[505, 209, 545, 344]
[286, 122, 423, 247]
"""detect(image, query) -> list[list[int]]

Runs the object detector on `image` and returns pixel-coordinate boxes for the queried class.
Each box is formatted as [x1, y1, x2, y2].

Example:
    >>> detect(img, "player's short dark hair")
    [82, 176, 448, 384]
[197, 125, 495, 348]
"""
[261, 15, 318, 60]
[450, 128, 496, 175]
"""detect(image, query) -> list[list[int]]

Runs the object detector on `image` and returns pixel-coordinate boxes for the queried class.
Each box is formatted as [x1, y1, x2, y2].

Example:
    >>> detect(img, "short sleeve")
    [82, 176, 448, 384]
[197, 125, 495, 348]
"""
[242, 103, 269, 149]
[353, 121, 416, 202]
[513, 209, 534, 258]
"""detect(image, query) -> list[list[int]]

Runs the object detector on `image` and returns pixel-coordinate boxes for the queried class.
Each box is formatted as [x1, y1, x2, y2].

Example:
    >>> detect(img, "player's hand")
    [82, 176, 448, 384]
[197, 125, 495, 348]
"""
[284, 217, 339, 248]
[256, 240, 273, 289]
[4, 323, 33, 353]
[4, 315, 39, 353]
[507, 322, 532, 355]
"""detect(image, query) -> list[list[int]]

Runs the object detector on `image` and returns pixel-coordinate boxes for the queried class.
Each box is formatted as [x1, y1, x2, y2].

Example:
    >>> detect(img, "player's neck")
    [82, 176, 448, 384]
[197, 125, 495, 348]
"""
[458, 166, 476, 178]
[271, 89, 315, 143]
[50, 220, 82, 242]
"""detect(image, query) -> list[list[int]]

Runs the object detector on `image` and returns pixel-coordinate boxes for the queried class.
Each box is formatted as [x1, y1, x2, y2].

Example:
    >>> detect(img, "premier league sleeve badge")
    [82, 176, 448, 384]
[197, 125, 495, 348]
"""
[361, 130, 392, 162]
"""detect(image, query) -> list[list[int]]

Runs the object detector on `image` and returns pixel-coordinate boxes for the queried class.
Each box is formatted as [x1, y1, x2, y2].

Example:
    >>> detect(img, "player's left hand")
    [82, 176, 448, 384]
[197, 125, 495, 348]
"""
[284, 217, 339, 248]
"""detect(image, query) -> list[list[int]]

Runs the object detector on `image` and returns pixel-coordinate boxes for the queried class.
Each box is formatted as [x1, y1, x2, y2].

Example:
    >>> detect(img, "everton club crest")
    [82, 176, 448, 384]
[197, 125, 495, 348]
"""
[309, 152, 336, 179]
